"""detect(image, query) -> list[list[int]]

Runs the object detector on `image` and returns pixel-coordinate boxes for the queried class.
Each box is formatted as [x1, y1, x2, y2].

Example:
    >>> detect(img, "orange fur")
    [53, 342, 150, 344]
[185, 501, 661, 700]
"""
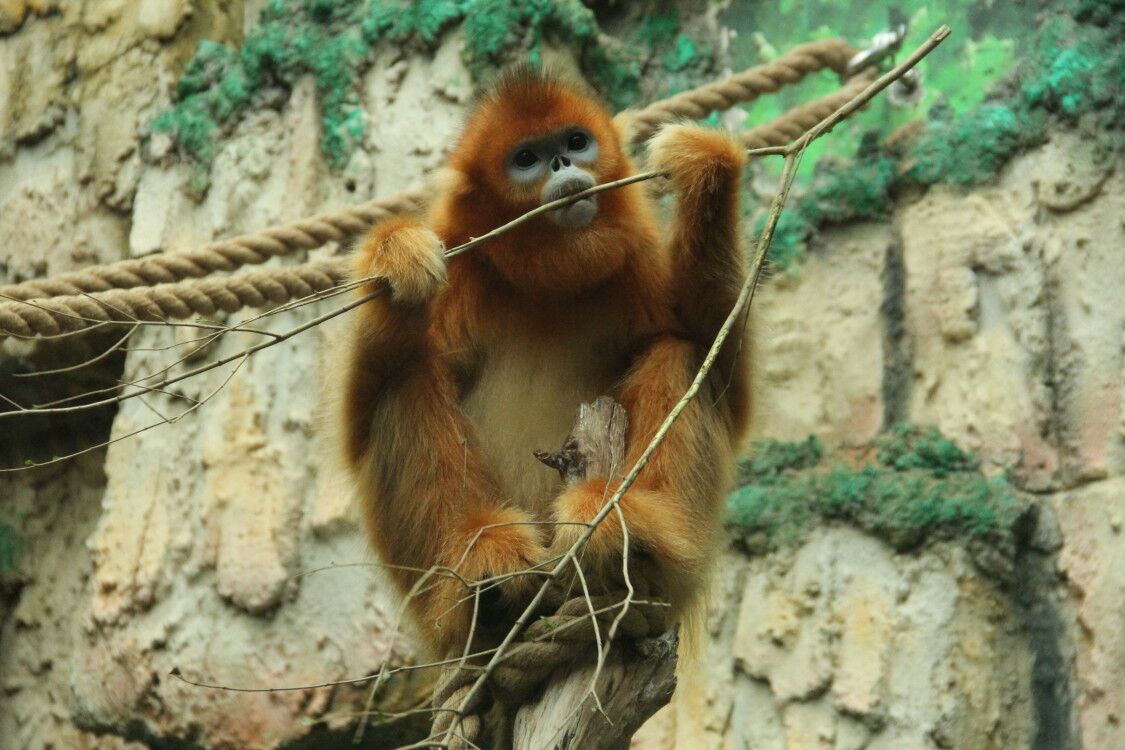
[340, 70, 750, 656]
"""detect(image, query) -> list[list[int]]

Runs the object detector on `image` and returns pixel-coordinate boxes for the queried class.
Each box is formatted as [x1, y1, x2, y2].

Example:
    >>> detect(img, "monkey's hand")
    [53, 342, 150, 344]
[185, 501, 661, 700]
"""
[646, 124, 748, 364]
[354, 217, 446, 305]
[550, 479, 699, 592]
[646, 123, 747, 200]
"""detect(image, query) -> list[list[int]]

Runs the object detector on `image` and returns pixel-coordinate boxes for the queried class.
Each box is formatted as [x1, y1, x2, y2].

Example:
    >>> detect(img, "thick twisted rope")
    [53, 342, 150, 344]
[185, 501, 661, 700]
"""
[741, 70, 875, 149]
[429, 586, 668, 750]
[0, 38, 856, 309]
[0, 82, 879, 341]
[0, 190, 424, 304]
[0, 260, 348, 338]
[626, 37, 857, 142]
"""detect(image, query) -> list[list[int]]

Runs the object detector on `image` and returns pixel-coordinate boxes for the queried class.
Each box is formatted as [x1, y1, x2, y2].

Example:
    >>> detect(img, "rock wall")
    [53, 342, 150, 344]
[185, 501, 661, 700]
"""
[1, 3, 1122, 750]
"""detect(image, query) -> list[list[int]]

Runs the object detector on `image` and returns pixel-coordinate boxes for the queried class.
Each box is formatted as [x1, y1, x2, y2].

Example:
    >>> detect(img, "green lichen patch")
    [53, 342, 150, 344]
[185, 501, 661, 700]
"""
[726, 427, 1027, 555]
[153, 0, 716, 178]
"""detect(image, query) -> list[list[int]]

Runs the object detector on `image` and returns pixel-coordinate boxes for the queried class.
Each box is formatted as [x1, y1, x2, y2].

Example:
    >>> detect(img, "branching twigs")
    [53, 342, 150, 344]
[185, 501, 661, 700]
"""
[431, 24, 951, 749]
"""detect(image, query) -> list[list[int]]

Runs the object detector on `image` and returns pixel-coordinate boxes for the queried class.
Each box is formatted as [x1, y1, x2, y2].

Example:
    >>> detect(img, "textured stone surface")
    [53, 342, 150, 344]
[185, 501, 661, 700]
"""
[1053, 479, 1125, 750]
[63, 34, 471, 740]
[0, 5, 1122, 750]
[900, 173, 1057, 488]
[747, 222, 890, 447]
[645, 535, 1038, 750]
[0, 455, 142, 750]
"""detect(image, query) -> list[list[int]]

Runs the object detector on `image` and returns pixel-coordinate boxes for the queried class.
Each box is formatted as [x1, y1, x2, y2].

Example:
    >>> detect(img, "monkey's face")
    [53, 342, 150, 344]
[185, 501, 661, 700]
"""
[447, 72, 629, 235]
[440, 71, 644, 296]
[504, 126, 600, 230]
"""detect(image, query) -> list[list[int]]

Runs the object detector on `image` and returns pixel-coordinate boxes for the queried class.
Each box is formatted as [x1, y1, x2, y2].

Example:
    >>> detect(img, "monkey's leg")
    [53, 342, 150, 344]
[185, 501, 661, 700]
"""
[343, 219, 547, 655]
[550, 336, 735, 612]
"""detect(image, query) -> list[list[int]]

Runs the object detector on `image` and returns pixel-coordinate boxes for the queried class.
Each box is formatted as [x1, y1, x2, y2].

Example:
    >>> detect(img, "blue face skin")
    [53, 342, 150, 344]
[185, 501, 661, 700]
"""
[505, 127, 600, 229]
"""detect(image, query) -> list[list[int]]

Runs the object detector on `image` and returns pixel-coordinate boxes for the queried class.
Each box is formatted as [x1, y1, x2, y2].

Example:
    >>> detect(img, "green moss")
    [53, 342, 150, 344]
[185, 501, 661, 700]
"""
[154, 0, 372, 170]
[736, 435, 824, 483]
[910, 103, 1043, 186]
[754, 5, 1121, 270]
[726, 428, 1026, 554]
[910, 13, 1121, 186]
[155, 0, 714, 175]
[877, 423, 978, 476]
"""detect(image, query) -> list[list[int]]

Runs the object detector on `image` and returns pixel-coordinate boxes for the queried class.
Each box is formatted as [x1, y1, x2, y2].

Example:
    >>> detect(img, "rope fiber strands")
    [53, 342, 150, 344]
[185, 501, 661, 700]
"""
[429, 586, 669, 750]
[0, 190, 426, 304]
[0, 71, 862, 341]
[0, 37, 857, 312]
[625, 37, 857, 142]
[741, 71, 875, 149]
[0, 260, 347, 338]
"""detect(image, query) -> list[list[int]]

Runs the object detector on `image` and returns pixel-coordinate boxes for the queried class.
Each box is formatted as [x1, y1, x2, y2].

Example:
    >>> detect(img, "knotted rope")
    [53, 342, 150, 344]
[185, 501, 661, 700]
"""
[429, 581, 669, 750]
[0, 37, 858, 320]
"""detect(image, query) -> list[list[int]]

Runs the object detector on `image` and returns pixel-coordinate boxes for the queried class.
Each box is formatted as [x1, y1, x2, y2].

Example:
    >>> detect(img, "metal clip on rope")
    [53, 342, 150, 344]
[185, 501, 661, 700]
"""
[844, 24, 922, 106]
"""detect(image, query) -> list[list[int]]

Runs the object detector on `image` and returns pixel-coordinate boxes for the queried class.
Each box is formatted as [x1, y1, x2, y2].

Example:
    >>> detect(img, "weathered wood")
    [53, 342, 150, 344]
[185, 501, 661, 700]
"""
[534, 396, 628, 486]
[517, 396, 678, 750]
[512, 629, 678, 750]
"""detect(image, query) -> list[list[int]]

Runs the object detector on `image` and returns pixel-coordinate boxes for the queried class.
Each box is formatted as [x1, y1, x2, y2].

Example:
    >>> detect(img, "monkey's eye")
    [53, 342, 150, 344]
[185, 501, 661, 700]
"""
[513, 150, 539, 169]
[567, 132, 589, 151]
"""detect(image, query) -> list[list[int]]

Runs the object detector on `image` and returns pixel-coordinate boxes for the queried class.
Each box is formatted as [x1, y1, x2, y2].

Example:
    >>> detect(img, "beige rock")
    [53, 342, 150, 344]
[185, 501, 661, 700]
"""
[748, 222, 889, 447]
[0, 17, 73, 144]
[136, 0, 191, 40]
[0, 455, 141, 749]
[663, 533, 1035, 750]
[76, 46, 164, 211]
[901, 178, 1057, 487]
[0, 0, 26, 35]
[1054, 479, 1125, 750]
[1046, 150, 1125, 480]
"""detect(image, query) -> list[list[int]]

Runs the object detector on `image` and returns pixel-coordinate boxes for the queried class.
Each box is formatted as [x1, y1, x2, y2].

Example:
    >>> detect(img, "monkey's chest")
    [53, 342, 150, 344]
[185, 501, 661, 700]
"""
[460, 339, 619, 515]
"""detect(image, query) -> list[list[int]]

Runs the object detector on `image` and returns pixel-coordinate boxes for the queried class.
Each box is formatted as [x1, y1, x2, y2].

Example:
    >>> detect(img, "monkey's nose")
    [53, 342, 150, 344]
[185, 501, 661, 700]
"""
[550, 155, 572, 172]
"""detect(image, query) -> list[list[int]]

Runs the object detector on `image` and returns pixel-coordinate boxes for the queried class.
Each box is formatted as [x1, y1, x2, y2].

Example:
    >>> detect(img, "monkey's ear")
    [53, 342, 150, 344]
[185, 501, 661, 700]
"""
[611, 110, 639, 149]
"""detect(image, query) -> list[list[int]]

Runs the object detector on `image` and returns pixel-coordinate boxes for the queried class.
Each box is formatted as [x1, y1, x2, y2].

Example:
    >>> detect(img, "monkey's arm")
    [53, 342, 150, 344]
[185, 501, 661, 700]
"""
[550, 336, 736, 610]
[343, 218, 547, 655]
[647, 124, 750, 430]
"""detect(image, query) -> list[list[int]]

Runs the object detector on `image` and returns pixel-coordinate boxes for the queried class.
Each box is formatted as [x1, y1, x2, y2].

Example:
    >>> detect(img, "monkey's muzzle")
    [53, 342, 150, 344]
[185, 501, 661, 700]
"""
[544, 175, 598, 230]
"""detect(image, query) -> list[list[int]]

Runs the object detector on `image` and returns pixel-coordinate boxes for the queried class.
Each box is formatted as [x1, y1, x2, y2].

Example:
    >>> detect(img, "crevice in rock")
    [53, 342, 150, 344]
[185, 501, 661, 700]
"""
[1038, 239, 1079, 491]
[879, 235, 911, 429]
[1013, 505, 1079, 750]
